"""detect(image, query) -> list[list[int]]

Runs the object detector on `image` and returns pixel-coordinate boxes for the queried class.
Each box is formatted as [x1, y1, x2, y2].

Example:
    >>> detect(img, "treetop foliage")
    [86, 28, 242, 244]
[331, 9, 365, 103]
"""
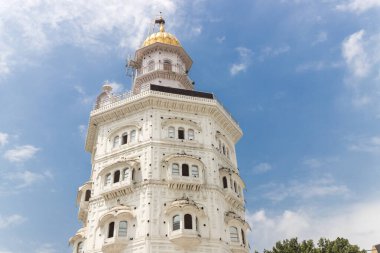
[258, 237, 367, 253]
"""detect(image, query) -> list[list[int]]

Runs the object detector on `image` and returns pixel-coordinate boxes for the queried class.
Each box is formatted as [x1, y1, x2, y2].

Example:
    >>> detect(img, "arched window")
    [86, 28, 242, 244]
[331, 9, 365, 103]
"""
[222, 176, 228, 189]
[196, 217, 199, 231]
[178, 127, 185, 140]
[113, 170, 120, 183]
[77, 241, 83, 253]
[113, 136, 119, 148]
[168, 126, 175, 138]
[84, 190, 91, 201]
[191, 165, 199, 178]
[108, 222, 115, 238]
[130, 130, 136, 142]
[148, 60, 155, 71]
[118, 221, 128, 237]
[105, 173, 111, 186]
[229, 226, 239, 242]
[172, 163, 180, 176]
[222, 144, 226, 155]
[163, 60, 172, 71]
[121, 132, 128, 145]
[241, 229, 245, 245]
[234, 181, 237, 193]
[182, 164, 189, 176]
[173, 215, 180, 231]
[188, 129, 194, 140]
[123, 168, 129, 181]
[184, 214, 192, 229]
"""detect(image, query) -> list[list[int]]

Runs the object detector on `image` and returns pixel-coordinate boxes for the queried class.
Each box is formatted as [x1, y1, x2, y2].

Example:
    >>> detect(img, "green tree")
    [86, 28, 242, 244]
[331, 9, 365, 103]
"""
[263, 237, 366, 253]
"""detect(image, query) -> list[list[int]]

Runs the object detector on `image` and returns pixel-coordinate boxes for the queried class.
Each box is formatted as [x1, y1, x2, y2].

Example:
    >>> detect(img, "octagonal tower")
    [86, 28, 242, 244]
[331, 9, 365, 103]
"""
[70, 16, 250, 253]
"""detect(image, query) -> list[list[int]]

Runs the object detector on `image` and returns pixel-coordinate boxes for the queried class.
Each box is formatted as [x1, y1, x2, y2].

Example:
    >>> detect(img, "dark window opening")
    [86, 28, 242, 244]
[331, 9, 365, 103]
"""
[131, 169, 135, 181]
[108, 222, 115, 238]
[114, 170, 120, 183]
[184, 214, 192, 229]
[85, 190, 91, 201]
[222, 177, 228, 189]
[182, 164, 189, 176]
[241, 229, 245, 245]
[178, 128, 184, 139]
[122, 133, 128, 145]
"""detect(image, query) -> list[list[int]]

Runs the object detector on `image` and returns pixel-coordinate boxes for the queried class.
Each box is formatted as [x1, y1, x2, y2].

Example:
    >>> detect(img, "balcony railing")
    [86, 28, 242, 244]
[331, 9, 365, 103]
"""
[167, 174, 204, 191]
[93, 84, 239, 127]
[168, 229, 201, 247]
[100, 180, 134, 200]
[102, 237, 128, 253]
[230, 242, 249, 253]
[136, 62, 187, 77]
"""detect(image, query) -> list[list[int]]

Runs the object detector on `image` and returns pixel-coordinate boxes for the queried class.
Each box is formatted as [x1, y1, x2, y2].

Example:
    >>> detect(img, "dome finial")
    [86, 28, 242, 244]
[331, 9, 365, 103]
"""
[155, 14, 165, 32]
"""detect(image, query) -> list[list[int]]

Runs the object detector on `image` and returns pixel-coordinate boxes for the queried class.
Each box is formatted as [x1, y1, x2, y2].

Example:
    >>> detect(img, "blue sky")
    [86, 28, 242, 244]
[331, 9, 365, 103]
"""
[0, 1, 379, 252]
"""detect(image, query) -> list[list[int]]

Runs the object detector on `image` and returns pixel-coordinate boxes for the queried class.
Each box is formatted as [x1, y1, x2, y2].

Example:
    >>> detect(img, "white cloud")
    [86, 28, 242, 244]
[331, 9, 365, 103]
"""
[6, 170, 52, 189]
[35, 244, 57, 253]
[259, 45, 290, 60]
[342, 30, 370, 77]
[0, 45, 12, 76]
[78, 125, 86, 135]
[107, 81, 124, 93]
[0, 0, 186, 76]
[74, 85, 93, 104]
[348, 135, 380, 154]
[303, 156, 340, 168]
[0, 170, 53, 195]
[3, 145, 39, 162]
[303, 158, 323, 168]
[336, 0, 380, 14]
[236, 47, 253, 58]
[0, 214, 26, 229]
[0, 132, 9, 147]
[259, 175, 349, 202]
[341, 29, 380, 112]
[230, 63, 247, 76]
[247, 198, 380, 251]
[296, 61, 342, 72]
[253, 163, 272, 174]
[230, 47, 253, 76]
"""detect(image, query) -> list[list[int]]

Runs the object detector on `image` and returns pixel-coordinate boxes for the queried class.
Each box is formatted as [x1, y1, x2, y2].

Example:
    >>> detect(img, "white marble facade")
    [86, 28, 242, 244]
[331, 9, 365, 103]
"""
[70, 19, 250, 253]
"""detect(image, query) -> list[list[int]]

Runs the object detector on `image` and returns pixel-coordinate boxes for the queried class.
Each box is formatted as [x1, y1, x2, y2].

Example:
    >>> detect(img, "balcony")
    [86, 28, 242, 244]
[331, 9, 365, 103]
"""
[100, 181, 134, 201]
[134, 63, 194, 90]
[167, 174, 204, 191]
[78, 201, 89, 222]
[136, 62, 187, 77]
[223, 188, 244, 210]
[230, 242, 249, 253]
[168, 229, 201, 248]
[102, 237, 128, 253]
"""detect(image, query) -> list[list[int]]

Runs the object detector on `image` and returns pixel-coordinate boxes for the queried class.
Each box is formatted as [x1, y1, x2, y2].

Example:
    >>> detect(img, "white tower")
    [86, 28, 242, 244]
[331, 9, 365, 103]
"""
[70, 16, 250, 253]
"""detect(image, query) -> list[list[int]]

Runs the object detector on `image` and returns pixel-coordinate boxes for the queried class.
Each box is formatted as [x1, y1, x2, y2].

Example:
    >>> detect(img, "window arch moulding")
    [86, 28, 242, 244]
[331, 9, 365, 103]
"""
[161, 118, 201, 132]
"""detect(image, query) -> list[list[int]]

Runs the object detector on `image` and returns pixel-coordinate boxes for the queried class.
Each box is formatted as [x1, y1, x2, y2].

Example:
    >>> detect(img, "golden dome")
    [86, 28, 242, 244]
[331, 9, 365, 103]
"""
[141, 20, 181, 48]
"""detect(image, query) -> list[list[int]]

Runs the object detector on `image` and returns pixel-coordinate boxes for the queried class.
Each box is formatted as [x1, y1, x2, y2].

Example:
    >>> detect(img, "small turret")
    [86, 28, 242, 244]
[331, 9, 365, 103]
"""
[95, 81, 113, 109]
